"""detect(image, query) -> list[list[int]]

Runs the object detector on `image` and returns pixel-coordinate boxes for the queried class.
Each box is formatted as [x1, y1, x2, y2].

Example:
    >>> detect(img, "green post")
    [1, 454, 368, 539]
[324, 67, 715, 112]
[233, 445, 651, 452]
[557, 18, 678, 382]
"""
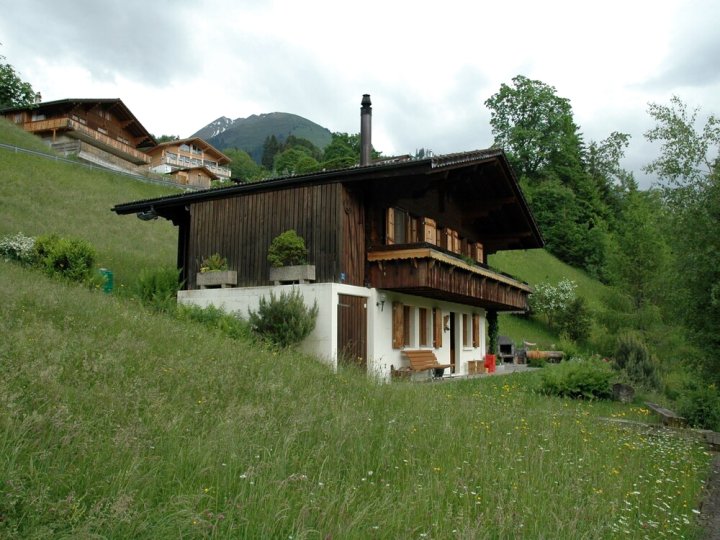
[99, 268, 113, 294]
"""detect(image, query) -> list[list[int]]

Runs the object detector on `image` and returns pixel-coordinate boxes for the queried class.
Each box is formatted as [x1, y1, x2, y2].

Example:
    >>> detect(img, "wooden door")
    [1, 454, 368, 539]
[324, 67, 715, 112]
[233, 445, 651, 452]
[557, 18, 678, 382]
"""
[337, 294, 367, 369]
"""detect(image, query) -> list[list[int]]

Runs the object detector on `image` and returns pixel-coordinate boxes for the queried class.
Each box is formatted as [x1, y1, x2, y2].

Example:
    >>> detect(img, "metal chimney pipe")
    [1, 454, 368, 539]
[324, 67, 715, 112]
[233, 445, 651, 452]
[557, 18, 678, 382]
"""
[360, 94, 372, 166]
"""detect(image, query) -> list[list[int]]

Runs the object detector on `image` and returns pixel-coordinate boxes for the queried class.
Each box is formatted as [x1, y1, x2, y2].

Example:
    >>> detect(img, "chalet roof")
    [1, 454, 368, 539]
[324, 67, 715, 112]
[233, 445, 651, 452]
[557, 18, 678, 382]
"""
[113, 148, 544, 250]
[145, 137, 231, 164]
[1, 98, 156, 147]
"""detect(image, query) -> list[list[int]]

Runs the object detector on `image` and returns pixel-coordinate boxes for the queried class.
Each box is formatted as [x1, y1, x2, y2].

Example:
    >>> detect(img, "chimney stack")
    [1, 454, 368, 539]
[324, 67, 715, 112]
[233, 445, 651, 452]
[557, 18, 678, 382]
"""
[360, 94, 372, 166]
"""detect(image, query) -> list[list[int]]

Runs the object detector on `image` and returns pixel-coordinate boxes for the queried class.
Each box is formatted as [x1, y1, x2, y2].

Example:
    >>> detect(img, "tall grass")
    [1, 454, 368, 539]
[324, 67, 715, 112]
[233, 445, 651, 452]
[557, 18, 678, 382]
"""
[0, 262, 710, 538]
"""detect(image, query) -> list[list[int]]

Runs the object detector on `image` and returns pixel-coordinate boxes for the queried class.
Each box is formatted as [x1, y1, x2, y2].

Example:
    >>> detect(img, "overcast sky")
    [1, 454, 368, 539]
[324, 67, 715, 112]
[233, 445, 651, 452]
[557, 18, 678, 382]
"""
[2, 0, 719, 187]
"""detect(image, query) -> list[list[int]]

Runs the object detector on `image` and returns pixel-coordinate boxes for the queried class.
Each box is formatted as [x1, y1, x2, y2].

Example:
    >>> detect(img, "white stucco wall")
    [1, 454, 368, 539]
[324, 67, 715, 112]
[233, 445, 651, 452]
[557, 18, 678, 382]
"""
[178, 285, 486, 381]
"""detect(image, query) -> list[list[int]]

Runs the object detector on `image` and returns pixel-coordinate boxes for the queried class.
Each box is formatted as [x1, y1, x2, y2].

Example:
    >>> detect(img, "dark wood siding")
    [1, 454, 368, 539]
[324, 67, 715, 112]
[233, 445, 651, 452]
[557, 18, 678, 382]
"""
[185, 183, 343, 288]
[340, 187, 365, 286]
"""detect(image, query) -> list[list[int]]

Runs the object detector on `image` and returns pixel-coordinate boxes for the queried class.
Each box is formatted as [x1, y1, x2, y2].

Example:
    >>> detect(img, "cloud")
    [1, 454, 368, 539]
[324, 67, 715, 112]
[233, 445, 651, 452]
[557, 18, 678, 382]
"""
[1, 0, 198, 85]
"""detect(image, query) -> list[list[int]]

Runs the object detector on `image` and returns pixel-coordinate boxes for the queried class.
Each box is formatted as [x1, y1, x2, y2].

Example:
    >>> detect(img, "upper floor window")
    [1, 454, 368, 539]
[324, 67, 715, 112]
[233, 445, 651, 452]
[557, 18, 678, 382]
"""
[386, 208, 419, 245]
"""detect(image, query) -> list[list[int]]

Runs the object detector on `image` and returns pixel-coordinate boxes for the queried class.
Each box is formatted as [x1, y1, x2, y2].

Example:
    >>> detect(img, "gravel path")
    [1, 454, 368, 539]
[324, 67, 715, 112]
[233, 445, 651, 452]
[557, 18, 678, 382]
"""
[701, 453, 720, 539]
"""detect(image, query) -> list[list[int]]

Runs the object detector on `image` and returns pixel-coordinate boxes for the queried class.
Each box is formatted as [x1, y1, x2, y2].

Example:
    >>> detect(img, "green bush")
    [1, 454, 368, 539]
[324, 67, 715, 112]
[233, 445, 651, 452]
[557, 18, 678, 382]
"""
[540, 357, 614, 400]
[613, 334, 661, 390]
[200, 253, 228, 272]
[555, 296, 592, 342]
[267, 230, 308, 267]
[34, 233, 96, 282]
[135, 266, 181, 312]
[177, 304, 252, 341]
[677, 384, 720, 431]
[0, 232, 35, 264]
[248, 288, 318, 347]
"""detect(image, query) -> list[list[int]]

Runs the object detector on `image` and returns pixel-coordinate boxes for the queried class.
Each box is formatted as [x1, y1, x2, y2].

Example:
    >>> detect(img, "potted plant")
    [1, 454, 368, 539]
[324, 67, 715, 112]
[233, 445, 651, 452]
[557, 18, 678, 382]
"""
[484, 310, 498, 373]
[268, 230, 316, 284]
[196, 252, 237, 289]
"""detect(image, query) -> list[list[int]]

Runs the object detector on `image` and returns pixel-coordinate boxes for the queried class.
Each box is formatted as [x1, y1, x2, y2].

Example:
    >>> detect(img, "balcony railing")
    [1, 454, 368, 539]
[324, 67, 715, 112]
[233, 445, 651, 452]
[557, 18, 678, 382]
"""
[159, 155, 231, 178]
[23, 118, 151, 164]
[367, 244, 532, 311]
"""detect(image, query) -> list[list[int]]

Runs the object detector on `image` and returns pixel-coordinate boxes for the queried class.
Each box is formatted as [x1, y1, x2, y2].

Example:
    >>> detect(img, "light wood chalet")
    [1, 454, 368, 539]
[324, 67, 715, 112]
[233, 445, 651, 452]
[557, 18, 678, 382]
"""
[113, 149, 544, 376]
[145, 137, 232, 188]
[1, 98, 155, 172]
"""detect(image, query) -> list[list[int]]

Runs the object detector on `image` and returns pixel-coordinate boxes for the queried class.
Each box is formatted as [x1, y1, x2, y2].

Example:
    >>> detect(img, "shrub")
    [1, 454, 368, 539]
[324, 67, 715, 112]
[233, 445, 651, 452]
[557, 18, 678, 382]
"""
[677, 384, 720, 431]
[34, 234, 96, 282]
[487, 310, 499, 354]
[528, 278, 576, 326]
[135, 267, 181, 312]
[613, 334, 661, 389]
[555, 296, 592, 342]
[248, 288, 318, 347]
[540, 357, 614, 400]
[0, 232, 35, 264]
[267, 230, 308, 267]
[176, 304, 253, 341]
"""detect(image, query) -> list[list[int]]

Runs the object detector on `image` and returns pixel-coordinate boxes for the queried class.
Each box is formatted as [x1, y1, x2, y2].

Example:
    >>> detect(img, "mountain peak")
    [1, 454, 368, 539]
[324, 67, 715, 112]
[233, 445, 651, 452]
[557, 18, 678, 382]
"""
[191, 112, 332, 163]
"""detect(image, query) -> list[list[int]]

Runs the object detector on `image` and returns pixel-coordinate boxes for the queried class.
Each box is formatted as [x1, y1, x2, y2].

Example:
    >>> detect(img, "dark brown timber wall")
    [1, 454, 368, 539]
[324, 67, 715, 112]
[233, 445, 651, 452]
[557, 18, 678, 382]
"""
[340, 187, 366, 286]
[186, 183, 344, 288]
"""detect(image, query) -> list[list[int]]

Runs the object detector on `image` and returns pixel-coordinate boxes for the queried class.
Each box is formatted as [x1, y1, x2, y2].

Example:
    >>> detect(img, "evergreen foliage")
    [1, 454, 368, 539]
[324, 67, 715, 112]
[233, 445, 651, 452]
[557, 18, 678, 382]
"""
[267, 230, 308, 267]
[248, 288, 319, 348]
[613, 334, 661, 389]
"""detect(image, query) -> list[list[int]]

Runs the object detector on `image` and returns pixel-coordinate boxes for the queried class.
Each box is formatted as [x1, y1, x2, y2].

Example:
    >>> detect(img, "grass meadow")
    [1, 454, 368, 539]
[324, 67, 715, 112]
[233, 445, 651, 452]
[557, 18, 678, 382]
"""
[0, 262, 711, 539]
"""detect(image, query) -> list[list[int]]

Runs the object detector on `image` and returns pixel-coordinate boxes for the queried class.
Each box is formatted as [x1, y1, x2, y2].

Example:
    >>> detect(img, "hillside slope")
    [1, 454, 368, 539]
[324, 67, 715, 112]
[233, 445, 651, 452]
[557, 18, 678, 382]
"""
[192, 112, 333, 162]
[0, 261, 708, 538]
[0, 118, 179, 284]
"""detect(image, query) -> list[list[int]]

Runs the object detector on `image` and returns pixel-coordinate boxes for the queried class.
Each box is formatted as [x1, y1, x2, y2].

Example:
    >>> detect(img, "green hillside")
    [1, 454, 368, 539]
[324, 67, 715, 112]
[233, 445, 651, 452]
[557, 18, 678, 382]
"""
[0, 118, 179, 285]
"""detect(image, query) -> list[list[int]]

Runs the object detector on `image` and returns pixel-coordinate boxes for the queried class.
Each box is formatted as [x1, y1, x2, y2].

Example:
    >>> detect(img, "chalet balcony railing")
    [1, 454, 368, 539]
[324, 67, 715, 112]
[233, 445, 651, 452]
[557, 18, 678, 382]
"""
[160, 155, 231, 178]
[367, 244, 532, 311]
[23, 118, 151, 164]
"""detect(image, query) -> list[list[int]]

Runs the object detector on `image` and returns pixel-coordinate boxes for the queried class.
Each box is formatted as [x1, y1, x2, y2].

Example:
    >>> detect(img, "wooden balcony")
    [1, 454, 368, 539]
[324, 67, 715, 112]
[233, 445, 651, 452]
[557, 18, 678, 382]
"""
[367, 244, 532, 311]
[23, 118, 151, 164]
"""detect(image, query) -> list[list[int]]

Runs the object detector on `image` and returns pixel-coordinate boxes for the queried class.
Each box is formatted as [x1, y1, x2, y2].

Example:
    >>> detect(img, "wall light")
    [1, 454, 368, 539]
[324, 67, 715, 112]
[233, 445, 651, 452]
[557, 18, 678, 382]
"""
[376, 293, 386, 311]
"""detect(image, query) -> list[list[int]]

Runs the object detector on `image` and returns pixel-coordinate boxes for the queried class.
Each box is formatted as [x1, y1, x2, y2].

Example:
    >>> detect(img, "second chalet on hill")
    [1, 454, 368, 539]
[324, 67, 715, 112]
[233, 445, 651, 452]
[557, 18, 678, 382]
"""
[1, 99, 230, 185]
[145, 137, 232, 188]
[0, 98, 157, 173]
[113, 96, 544, 379]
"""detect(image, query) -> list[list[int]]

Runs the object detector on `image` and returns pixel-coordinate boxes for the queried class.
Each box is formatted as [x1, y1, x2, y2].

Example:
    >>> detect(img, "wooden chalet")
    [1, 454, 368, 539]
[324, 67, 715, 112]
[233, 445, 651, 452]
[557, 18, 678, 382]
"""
[1, 98, 156, 172]
[145, 137, 232, 188]
[114, 148, 543, 379]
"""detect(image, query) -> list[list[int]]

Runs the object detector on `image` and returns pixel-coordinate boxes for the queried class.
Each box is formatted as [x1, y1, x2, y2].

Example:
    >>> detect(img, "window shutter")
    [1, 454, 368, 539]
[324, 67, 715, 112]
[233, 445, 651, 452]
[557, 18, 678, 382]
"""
[386, 208, 395, 245]
[433, 308, 443, 348]
[392, 301, 404, 349]
[472, 314, 480, 348]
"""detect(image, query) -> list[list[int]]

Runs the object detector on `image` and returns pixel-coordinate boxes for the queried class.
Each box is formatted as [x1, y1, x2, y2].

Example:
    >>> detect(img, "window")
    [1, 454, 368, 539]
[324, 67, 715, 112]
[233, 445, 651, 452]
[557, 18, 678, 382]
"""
[472, 314, 480, 348]
[392, 302, 422, 349]
[386, 207, 421, 245]
[419, 308, 429, 347]
[462, 314, 471, 348]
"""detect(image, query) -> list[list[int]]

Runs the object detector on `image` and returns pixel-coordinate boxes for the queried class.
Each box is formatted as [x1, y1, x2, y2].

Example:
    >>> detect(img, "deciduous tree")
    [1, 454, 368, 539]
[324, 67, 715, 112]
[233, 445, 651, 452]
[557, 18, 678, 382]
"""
[0, 54, 35, 109]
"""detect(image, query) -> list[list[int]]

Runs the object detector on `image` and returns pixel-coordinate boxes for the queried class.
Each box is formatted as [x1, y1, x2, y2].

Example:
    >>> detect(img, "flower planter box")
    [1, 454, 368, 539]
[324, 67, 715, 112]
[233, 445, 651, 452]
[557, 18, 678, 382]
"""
[269, 264, 316, 285]
[196, 270, 237, 289]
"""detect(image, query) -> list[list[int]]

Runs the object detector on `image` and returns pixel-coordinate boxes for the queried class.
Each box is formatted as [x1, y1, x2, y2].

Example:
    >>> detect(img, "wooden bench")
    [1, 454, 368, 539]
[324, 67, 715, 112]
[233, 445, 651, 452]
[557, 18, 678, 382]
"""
[645, 402, 687, 428]
[402, 350, 452, 377]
